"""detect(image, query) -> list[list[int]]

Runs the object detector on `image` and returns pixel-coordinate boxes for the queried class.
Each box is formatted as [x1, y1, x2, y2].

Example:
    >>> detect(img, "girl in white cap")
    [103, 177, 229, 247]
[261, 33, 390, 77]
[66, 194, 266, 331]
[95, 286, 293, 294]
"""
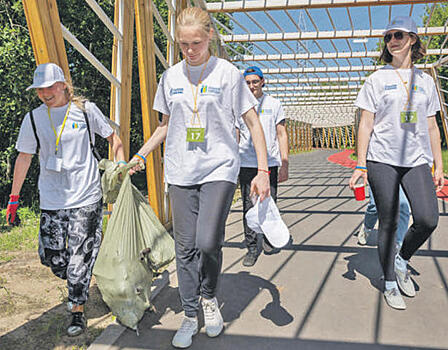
[349, 16, 444, 310]
[130, 7, 270, 348]
[6, 62, 126, 335]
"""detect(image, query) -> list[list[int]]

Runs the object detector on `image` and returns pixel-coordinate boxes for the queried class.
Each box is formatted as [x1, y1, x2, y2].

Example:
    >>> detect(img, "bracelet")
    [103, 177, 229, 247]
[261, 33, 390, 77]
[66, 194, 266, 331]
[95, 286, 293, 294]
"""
[258, 168, 271, 175]
[355, 166, 368, 172]
[117, 160, 127, 166]
[135, 153, 146, 163]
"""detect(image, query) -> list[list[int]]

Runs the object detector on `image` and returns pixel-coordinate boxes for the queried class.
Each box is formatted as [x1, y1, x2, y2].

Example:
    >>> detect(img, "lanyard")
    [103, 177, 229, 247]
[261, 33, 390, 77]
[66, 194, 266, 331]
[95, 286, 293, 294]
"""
[394, 68, 414, 109]
[47, 101, 71, 154]
[186, 57, 209, 126]
[257, 94, 265, 117]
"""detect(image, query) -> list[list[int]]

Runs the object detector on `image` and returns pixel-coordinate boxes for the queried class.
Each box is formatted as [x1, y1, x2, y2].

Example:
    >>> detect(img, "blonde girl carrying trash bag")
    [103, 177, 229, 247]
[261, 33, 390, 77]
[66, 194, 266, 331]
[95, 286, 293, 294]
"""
[6, 63, 126, 336]
[349, 17, 444, 310]
[129, 7, 270, 349]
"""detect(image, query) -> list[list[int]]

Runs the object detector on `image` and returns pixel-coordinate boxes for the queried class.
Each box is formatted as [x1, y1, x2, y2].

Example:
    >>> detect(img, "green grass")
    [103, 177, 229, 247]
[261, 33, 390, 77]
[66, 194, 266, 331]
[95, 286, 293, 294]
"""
[442, 149, 448, 175]
[0, 208, 40, 262]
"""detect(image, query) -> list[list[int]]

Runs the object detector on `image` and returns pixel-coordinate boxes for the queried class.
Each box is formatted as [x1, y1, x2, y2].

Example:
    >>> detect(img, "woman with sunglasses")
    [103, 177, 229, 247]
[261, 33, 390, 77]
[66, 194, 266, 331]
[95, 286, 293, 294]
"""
[349, 16, 444, 310]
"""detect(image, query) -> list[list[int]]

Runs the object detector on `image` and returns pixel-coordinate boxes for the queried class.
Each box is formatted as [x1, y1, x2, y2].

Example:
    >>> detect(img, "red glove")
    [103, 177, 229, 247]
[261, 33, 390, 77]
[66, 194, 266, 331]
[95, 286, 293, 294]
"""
[6, 195, 20, 225]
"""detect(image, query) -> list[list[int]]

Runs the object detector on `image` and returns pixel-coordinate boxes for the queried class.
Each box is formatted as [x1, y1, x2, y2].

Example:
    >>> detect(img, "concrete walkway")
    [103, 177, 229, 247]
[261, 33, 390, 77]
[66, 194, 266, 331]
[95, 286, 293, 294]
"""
[92, 150, 448, 350]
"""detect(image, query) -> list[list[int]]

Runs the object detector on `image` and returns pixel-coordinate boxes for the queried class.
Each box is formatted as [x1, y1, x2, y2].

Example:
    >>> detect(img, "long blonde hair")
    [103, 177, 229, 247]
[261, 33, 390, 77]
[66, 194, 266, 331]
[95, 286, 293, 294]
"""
[175, 7, 213, 40]
[64, 82, 88, 111]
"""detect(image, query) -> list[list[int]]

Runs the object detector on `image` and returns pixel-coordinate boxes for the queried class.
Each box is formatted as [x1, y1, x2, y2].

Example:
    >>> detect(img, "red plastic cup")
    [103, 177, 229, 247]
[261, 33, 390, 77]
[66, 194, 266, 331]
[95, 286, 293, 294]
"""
[354, 184, 366, 201]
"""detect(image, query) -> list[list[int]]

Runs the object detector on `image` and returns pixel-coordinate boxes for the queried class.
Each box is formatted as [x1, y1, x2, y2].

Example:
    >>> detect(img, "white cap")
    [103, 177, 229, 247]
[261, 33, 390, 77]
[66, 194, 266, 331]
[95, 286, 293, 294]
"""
[246, 196, 290, 249]
[383, 16, 418, 35]
[26, 63, 66, 91]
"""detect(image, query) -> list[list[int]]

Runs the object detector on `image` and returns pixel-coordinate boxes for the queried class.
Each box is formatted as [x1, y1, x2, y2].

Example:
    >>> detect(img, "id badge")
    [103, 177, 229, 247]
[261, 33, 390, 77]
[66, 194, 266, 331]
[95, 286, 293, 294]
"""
[186, 127, 205, 143]
[46, 155, 63, 172]
[400, 111, 417, 124]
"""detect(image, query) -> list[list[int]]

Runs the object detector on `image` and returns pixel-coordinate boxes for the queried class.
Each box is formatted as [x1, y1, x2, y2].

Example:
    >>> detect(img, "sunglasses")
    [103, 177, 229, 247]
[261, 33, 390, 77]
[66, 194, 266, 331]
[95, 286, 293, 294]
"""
[384, 31, 408, 43]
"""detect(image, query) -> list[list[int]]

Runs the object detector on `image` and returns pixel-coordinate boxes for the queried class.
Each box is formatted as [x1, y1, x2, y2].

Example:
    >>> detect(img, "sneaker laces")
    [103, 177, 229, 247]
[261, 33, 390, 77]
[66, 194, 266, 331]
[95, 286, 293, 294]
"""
[403, 270, 410, 283]
[203, 299, 217, 323]
[178, 317, 197, 335]
[390, 288, 400, 297]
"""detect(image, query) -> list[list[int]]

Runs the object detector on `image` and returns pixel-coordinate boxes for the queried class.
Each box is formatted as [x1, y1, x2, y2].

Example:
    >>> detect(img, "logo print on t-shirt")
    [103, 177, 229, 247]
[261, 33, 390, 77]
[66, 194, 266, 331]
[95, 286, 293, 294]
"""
[385, 84, 397, 91]
[261, 108, 273, 115]
[411, 85, 424, 93]
[200, 85, 221, 95]
[72, 122, 86, 130]
[170, 88, 184, 96]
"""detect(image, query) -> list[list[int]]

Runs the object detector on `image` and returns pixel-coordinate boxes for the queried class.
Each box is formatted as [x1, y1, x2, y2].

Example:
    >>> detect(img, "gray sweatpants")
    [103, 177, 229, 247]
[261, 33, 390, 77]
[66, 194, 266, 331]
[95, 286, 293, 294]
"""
[169, 181, 236, 317]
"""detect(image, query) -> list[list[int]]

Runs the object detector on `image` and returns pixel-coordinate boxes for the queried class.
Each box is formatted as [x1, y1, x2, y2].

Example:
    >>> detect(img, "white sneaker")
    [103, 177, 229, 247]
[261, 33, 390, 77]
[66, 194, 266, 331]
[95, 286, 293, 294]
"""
[395, 266, 416, 297]
[202, 297, 224, 337]
[172, 316, 198, 348]
[357, 224, 368, 245]
[384, 288, 406, 310]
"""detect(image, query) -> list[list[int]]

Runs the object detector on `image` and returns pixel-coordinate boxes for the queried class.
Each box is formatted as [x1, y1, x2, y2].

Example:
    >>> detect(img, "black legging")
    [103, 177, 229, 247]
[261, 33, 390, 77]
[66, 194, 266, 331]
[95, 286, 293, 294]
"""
[367, 161, 439, 281]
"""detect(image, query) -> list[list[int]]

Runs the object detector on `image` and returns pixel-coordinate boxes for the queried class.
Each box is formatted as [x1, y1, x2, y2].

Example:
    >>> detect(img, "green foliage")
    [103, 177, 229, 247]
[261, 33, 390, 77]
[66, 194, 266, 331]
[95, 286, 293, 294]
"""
[0, 0, 40, 208]
[0, 207, 39, 259]
[423, 4, 448, 148]
[0, 0, 171, 209]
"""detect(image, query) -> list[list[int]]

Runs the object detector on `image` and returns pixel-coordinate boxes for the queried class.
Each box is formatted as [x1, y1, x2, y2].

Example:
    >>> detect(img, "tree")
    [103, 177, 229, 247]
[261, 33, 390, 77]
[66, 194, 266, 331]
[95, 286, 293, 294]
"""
[0, 0, 170, 208]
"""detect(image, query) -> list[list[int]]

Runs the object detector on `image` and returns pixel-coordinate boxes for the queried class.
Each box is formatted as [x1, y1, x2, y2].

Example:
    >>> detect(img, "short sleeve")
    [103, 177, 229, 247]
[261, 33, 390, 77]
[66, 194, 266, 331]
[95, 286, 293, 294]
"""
[275, 101, 285, 124]
[355, 79, 377, 113]
[235, 115, 242, 129]
[86, 102, 114, 139]
[153, 72, 170, 116]
[427, 78, 441, 117]
[16, 113, 38, 154]
[231, 70, 258, 117]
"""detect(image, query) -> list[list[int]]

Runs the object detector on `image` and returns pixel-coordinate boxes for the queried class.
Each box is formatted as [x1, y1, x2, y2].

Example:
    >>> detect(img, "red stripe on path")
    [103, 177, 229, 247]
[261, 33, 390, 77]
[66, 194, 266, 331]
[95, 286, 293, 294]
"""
[327, 149, 356, 169]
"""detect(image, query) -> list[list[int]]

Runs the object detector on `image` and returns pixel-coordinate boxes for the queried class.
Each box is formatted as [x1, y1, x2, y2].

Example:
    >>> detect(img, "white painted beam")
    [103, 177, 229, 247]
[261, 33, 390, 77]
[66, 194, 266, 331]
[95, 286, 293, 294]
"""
[207, 0, 446, 13]
[232, 49, 448, 62]
[265, 84, 361, 92]
[265, 76, 367, 84]
[222, 27, 447, 43]
[249, 63, 432, 75]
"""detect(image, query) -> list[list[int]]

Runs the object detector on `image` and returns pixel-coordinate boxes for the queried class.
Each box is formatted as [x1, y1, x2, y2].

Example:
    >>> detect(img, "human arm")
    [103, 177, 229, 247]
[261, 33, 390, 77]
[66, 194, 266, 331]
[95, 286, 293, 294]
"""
[427, 116, 444, 192]
[6, 152, 33, 224]
[106, 131, 126, 166]
[348, 109, 374, 189]
[276, 120, 289, 182]
[129, 114, 169, 175]
[241, 108, 270, 200]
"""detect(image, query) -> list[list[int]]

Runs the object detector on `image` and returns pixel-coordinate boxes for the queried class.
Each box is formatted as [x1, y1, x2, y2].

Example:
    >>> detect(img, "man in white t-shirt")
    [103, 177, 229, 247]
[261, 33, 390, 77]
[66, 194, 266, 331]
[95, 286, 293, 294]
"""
[237, 66, 289, 266]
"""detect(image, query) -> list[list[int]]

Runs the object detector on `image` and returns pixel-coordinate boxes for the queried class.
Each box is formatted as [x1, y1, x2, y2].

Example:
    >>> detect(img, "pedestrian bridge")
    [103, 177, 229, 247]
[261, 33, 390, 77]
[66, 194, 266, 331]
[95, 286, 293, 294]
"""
[98, 149, 448, 349]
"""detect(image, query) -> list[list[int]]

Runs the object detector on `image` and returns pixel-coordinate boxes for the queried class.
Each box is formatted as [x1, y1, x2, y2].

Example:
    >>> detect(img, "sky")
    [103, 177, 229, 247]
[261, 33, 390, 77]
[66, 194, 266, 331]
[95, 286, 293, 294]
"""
[223, 2, 433, 74]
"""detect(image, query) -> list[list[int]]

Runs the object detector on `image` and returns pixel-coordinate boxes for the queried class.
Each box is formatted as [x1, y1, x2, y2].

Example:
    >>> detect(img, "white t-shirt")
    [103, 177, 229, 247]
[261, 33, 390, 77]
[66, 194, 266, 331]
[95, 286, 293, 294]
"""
[236, 93, 285, 167]
[153, 56, 258, 186]
[355, 65, 440, 167]
[16, 101, 113, 210]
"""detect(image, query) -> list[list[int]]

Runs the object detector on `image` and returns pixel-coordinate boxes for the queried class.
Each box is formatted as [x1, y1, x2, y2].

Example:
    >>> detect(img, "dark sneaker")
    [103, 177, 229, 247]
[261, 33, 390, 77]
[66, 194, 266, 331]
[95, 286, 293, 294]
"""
[67, 312, 86, 336]
[262, 236, 280, 255]
[242, 251, 258, 267]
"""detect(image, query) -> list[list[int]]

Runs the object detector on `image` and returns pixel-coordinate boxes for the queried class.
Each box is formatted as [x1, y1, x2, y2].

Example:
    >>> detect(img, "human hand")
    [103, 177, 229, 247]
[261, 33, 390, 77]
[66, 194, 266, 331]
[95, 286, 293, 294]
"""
[129, 153, 146, 175]
[348, 169, 367, 190]
[278, 163, 289, 183]
[6, 195, 19, 225]
[433, 168, 445, 192]
[250, 171, 270, 201]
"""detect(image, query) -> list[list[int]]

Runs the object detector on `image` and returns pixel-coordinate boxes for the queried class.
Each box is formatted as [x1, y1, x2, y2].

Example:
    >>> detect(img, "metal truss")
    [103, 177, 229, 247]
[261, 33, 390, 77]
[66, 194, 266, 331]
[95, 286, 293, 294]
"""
[204, 0, 448, 127]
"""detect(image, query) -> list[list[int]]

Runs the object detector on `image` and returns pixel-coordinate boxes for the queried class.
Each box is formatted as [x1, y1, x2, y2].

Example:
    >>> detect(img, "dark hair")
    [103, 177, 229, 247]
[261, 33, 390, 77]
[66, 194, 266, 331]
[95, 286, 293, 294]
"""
[379, 32, 426, 63]
[244, 68, 265, 87]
